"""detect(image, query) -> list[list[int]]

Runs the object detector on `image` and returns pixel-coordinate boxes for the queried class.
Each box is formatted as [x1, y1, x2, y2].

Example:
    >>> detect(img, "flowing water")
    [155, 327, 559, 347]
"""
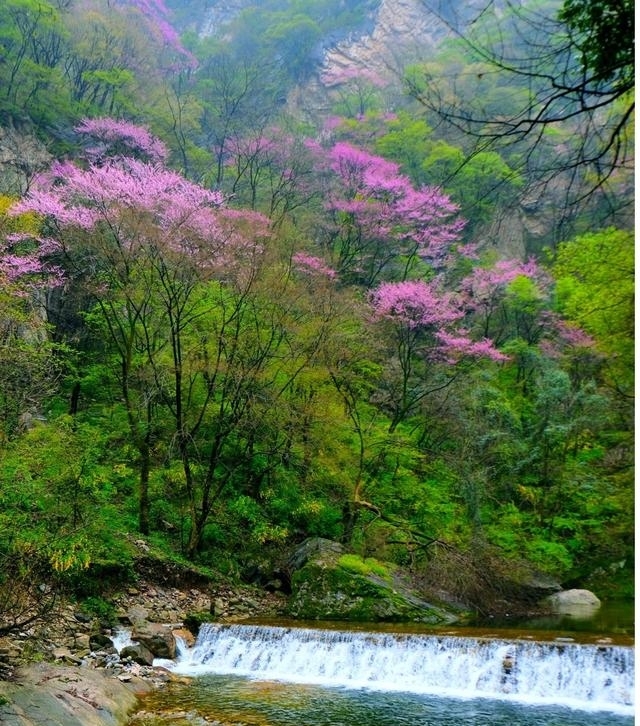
[129, 621, 635, 725]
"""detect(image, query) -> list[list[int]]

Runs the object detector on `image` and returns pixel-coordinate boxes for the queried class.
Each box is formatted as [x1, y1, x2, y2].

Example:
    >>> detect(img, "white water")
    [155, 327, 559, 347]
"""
[111, 627, 137, 652]
[165, 624, 634, 716]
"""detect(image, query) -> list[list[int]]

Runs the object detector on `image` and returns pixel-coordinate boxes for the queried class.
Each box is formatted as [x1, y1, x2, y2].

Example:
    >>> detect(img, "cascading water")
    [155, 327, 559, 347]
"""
[111, 627, 136, 653]
[166, 624, 634, 715]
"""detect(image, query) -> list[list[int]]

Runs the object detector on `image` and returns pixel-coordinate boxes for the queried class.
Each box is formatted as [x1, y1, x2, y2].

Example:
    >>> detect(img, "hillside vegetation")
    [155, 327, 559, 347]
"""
[0, 0, 633, 628]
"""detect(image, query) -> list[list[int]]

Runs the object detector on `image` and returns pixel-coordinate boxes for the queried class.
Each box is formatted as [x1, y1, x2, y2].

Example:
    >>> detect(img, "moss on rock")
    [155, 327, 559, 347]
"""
[286, 543, 458, 624]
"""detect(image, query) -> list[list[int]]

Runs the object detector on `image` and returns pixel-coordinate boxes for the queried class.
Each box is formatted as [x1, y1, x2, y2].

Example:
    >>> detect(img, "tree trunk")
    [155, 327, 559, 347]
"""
[138, 441, 150, 536]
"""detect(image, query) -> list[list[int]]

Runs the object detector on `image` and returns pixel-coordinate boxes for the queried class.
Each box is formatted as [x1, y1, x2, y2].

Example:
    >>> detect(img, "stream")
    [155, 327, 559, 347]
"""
[127, 605, 634, 725]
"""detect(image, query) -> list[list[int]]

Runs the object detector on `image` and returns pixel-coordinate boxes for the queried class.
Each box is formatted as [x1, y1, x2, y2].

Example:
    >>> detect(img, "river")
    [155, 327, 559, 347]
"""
[127, 605, 634, 725]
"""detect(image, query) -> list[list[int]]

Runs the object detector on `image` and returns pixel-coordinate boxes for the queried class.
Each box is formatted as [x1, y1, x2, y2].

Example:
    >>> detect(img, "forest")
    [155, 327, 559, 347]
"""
[0, 0, 633, 628]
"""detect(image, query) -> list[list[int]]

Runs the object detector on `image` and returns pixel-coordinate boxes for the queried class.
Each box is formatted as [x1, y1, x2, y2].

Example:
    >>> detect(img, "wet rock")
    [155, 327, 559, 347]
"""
[120, 643, 155, 666]
[89, 633, 115, 651]
[132, 623, 176, 659]
[172, 628, 196, 648]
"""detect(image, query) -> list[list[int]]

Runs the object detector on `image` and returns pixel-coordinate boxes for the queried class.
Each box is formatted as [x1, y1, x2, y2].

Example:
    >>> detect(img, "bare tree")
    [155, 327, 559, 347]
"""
[408, 0, 634, 229]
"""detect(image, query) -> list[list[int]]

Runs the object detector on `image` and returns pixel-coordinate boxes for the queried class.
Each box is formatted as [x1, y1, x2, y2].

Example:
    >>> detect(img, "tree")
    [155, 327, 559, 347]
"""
[552, 228, 634, 412]
[195, 48, 283, 187]
[410, 0, 634, 223]
[369, 277, 506, 432]
[12, 119, 271, 549]
[313, 141, 465, 286]
[0, 196, 63, 441]
[0, 0, 69, 119]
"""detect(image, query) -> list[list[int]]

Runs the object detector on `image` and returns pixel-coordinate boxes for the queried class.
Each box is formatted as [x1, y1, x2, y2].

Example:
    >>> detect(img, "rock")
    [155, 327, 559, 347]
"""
[52, 646, 74, 661]
[132, 623, 176, 659]
[125, 606, 149, 626]
[74, 633, 91, 651]
[120, 643, 155, 666]
[287, 537, 345, 572]
[171, 628, 196, 648]
[544, 589, 601, 618]
[0, 662, 151, 726]
[211, 597, 226, 616]
[89, 633, 114, 651]
[286, 539, 459, 624]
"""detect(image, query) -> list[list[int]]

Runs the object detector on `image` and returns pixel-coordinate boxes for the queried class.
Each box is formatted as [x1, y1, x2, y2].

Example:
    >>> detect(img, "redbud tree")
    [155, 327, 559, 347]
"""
[307, 140, 465, 286]
[13, 118, 271, 551]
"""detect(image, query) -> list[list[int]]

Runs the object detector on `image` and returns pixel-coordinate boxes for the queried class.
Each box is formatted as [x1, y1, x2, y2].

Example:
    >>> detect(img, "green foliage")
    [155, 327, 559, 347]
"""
[78, 595, 116, 624]
[0, 0, 632, 608]
[559, 0, 634, 88]
[553, 228, 634, 398]
[338, 553, 392, 580]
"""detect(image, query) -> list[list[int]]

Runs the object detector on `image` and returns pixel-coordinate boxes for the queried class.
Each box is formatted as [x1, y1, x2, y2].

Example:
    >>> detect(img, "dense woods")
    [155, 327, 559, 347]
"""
[0, 0, 633, 626]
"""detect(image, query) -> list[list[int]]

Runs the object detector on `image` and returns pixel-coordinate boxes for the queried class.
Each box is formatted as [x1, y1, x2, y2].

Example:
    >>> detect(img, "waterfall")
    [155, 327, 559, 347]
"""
[111, 627, 137, 653]
[168, 624, 634, 715]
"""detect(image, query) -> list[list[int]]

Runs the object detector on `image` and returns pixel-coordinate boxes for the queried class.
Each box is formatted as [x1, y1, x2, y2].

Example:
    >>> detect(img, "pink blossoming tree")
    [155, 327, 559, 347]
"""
[311, 141, 466, 286]
[12, 119, 271, 551]
[369, 278, 506, 430]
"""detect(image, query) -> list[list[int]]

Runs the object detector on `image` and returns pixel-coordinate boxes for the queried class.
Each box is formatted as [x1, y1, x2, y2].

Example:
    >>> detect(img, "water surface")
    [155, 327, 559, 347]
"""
[131, 674, 634, 726]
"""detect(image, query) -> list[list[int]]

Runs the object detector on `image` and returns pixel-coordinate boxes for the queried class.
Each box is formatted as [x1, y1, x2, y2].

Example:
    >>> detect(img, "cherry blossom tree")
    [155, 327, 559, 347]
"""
[74, 117, 170, 164]
[224, 127, 320, 226]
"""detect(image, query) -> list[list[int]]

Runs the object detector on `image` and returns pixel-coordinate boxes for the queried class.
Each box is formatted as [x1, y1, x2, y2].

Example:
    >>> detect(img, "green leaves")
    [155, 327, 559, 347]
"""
[559, 0, 634, 88]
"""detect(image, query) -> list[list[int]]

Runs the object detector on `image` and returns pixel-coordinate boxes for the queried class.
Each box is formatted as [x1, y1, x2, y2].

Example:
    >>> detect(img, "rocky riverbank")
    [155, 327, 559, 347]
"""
[0, 579, 287, 725]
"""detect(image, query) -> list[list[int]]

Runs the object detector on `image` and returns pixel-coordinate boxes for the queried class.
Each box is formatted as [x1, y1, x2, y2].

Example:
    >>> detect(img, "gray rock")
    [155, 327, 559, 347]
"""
[89, 633, 114, 650]
[132, 623, 176, 659]
[120, 643, 155, 666]
[545, 589, 601, 617]
[288, 537, 345, 572]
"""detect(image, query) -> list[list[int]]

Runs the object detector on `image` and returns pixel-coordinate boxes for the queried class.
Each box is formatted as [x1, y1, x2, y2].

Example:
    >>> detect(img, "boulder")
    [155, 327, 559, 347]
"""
[132, 622, 176, 659]
[0, 662, 150, 726]
[172, 628, 196, 648]
[119, 643, 155, 666]
[286, 538, 459, 624]
[123, 605, 149, 626]
[89, 633, 115, 652]
[544, 589, 601, 618]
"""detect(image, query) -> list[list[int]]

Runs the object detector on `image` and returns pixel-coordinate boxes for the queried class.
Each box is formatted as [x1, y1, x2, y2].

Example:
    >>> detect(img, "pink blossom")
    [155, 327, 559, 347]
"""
[434, 331, 509, 362]
[0, 234, 63, 291]
[554, 320, 596, 349]
[323, 142, 465, 275]
[461, 258, 545, 310]
[118, 0, 198, 68]
[11, 153, 268, 284]
[292, 253, 337, 279]
[370, 279, 508, 364]
[370, 279, 463, 328]
[75, 118, 169, 164]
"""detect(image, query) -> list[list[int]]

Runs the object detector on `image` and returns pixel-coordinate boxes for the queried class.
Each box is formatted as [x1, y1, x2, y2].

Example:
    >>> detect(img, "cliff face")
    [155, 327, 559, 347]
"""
[320, 0, 451, 82]
[197, 0, 252, 39]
